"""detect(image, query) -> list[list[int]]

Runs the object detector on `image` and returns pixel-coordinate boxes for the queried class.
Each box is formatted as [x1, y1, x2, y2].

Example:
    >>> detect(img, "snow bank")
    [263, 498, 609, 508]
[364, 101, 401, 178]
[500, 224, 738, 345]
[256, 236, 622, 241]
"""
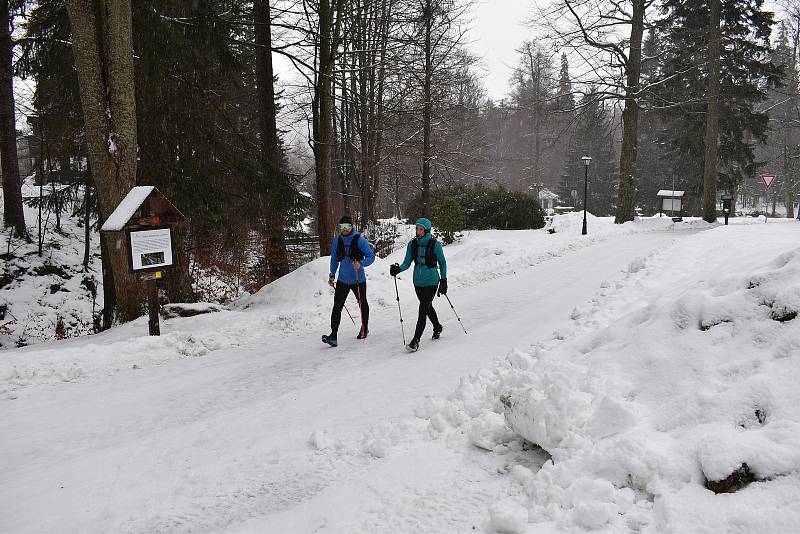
[550, 212, 676, 236]
[399, 224, 800, 532]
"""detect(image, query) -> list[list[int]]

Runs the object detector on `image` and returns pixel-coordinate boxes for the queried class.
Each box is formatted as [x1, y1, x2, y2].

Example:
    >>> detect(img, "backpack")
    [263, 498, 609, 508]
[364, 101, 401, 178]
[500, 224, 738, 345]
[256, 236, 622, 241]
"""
[337, 233, 365, 262]
[411, 237, 438, 268]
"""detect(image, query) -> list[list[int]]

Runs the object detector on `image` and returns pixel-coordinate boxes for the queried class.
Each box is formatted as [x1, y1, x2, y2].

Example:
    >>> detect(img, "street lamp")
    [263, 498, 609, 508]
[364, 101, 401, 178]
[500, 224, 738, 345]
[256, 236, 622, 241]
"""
[581, 155, 592, 235]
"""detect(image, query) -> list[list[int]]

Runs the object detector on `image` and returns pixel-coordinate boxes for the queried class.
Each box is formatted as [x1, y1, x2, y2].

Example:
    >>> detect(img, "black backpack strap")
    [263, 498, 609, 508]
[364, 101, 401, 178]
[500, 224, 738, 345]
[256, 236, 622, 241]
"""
[412, 238, 437, 268]
[337, 235, 346, 262]
[339, 233, 364, 262]
[425, 238, 438, 268]
[349, 233, 364, 261]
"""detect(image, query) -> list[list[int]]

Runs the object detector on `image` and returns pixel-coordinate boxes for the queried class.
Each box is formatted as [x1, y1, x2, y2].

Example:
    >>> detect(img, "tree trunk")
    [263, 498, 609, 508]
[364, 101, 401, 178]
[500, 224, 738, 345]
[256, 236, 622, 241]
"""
[67, 0, 140, 322]
[338, 65, 351, 215]
[370, 1, 390, 225]
[314, 1, 332, 255]
[254, 0, 290, 279]
[359, 11, 371, 227]
[529, 49, 542, 188]
[614, 0, 645, 224]
[785, 33, 797, 219]
[0, 0, 25, 238]
[312, 0, 344, 255]
[99, 233, 116, 329]
[421, 0, 433, 218]
[83, 175, 91, 269]
[702, 0, 721, 223]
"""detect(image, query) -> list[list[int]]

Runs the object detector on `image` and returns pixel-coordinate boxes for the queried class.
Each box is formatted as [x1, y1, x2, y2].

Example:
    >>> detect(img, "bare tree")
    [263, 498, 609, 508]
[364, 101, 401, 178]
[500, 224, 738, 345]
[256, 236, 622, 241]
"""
[511, 41, 555, 190]
[349, 0, 392, 226]
[307, 0, 347, 255]
[393, 0, 474, 216]
[540, 0, 651, 223]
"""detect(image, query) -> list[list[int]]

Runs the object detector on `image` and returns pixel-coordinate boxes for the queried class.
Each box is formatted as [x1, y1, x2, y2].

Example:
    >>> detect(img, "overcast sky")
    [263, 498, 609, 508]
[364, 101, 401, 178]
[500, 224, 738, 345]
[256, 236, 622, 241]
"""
[469, 0, 539, 102]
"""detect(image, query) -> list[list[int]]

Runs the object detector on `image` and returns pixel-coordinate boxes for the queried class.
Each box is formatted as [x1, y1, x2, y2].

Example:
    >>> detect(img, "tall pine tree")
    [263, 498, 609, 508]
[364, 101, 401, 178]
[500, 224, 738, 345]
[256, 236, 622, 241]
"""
[557, 52, 575, 112]
[657, 0, 781, 212]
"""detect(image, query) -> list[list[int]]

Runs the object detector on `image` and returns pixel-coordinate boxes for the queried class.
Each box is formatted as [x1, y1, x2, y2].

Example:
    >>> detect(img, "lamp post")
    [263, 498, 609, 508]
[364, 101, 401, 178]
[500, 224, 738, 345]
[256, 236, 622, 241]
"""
[581, 155, 592, 235]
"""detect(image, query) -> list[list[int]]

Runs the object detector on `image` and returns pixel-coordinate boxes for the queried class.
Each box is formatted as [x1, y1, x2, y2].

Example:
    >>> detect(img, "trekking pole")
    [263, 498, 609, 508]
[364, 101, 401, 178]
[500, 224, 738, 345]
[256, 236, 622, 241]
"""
[343, 303, 356, 326]
[333, 276, 356, 325]
[444, 294, 468, 334]
[393, 276, 406, 345]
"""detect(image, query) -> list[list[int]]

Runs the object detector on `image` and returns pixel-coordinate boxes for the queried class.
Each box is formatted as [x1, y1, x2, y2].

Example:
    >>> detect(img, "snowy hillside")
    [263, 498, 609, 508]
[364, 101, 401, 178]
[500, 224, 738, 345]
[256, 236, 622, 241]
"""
[1, 180, 103, 350]
[1, 216, 799, 533]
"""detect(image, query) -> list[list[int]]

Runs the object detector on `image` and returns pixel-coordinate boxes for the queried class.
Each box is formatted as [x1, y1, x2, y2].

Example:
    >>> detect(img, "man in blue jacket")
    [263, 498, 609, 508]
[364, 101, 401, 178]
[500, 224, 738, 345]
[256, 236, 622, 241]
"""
[389, 217, 447, 352]
[322, 215, 375, 347]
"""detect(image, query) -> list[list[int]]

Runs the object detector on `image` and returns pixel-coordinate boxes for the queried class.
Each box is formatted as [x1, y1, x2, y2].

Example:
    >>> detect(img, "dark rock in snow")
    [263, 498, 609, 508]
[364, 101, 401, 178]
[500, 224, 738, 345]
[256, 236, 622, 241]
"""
[705, 463, 758, 494]
[771, 309, 797, 323]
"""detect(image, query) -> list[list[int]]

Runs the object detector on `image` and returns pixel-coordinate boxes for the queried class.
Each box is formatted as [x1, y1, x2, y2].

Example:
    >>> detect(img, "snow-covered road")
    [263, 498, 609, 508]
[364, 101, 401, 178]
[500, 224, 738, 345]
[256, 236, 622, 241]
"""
[4, 218, 798, 533]
[2, 221, 690, 533]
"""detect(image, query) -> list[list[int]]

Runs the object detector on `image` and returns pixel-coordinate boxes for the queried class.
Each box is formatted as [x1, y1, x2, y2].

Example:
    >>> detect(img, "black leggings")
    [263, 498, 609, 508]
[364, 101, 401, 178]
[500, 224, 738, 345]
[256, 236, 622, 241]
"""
[413, 285, 441, 341]
[331, 281, 369, 335]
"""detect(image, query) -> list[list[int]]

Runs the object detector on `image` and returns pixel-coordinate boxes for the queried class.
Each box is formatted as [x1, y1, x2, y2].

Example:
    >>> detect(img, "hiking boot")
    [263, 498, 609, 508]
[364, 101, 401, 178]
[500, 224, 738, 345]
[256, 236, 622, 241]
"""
[406, 338, 419, 352]
[432, 324, 443, 340]
[322, 333, 338, 347]
[357, 326, 369, 339]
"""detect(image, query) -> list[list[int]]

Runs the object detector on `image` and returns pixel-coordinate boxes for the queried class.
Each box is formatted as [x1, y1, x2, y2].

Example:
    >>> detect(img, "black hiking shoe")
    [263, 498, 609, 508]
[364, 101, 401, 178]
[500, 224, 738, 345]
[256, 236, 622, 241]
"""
[322, 333, 338, 347]
[357, 326, 369, 339]
[406, 338, 419, 352]
[432, 324, 443, 340]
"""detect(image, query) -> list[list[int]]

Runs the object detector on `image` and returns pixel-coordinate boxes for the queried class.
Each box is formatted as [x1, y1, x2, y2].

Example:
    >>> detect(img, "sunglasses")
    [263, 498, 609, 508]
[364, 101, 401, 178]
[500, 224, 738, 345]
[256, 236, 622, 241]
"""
[339, 223, 353, 231]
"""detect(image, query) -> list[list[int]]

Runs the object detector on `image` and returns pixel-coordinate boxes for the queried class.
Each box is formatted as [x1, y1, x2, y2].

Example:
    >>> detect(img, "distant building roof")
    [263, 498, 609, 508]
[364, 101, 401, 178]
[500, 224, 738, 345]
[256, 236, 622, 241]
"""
[538, 188, 559, 200]
[657, 190, 685, 197]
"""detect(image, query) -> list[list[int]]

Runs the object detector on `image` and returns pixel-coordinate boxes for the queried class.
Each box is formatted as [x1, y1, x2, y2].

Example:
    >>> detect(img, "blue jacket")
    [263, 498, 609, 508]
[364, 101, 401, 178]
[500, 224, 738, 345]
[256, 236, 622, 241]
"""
[397, 233, 447, 287]
[329, 231, 375, 284]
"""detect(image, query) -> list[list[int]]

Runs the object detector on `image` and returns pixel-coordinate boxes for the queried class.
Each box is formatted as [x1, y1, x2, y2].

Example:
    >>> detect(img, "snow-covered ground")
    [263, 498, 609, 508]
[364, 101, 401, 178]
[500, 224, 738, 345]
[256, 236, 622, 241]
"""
[1, 180, 103, 350]
[1, 214, 799, 533]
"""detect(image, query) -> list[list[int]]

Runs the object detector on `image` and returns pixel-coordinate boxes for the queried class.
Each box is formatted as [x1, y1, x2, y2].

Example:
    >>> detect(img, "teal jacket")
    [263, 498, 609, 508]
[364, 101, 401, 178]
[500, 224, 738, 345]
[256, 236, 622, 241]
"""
[397, 234, 447, 287]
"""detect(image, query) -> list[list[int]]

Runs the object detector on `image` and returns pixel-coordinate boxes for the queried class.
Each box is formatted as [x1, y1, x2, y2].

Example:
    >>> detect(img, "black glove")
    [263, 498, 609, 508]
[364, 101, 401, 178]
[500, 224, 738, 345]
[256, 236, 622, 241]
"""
[389, 263, 401, 277]
[437, 279, 448, 296]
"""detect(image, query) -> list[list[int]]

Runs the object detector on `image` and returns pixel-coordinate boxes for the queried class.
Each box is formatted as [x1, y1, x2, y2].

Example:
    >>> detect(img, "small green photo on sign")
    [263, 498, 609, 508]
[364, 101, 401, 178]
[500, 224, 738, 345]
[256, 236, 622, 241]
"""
[141, 251, 165, 266]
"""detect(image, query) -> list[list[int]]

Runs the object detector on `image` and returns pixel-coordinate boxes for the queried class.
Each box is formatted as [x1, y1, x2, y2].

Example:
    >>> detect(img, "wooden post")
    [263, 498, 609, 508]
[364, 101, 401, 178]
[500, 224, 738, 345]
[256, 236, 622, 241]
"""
[147, 277, 159, 336]
[142, 196, 161, 336]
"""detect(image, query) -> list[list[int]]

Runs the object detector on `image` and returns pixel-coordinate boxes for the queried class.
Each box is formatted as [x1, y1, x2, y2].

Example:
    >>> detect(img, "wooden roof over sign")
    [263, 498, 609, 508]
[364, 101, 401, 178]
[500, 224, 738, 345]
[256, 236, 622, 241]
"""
[101, 186, 188, 232]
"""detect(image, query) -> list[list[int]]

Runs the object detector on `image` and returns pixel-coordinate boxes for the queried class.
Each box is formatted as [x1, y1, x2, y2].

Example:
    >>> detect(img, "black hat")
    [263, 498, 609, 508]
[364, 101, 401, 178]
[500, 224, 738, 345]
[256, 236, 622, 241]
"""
[339, 215, 353, 225]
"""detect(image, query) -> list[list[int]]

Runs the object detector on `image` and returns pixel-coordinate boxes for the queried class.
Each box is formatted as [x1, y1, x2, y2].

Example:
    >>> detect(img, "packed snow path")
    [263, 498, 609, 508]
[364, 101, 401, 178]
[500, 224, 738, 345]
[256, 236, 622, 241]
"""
[3, 218, 798, 533]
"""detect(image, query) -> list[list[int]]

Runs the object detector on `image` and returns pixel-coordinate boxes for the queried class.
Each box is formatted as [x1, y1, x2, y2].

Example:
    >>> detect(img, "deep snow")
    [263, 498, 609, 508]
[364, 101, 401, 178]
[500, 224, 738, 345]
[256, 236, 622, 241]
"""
[1, 214, 799, 533]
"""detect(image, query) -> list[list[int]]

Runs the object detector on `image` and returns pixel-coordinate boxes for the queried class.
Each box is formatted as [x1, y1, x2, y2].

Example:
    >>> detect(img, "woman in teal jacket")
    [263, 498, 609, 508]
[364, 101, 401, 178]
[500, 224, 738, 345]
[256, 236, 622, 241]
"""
[389, 218, 447, 352]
